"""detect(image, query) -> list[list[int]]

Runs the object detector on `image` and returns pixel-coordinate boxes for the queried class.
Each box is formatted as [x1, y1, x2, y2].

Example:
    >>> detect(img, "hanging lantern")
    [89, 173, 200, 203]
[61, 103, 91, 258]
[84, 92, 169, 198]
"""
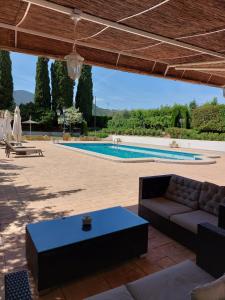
[65, 49, 84, 81]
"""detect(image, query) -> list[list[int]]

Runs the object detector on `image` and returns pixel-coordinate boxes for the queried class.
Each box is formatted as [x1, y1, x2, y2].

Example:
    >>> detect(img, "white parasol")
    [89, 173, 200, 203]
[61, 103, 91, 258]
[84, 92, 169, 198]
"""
[12, 106, 22, 142]
[3, 110, 12, 140]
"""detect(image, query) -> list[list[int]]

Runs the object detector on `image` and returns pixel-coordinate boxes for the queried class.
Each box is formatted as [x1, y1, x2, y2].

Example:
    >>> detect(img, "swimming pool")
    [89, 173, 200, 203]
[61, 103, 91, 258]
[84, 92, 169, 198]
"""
[59, 142, 206, 163]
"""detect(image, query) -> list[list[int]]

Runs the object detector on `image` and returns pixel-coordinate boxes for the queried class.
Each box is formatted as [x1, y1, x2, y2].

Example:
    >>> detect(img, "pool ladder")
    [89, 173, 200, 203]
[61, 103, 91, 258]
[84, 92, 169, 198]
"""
[113, 137, 120, 148]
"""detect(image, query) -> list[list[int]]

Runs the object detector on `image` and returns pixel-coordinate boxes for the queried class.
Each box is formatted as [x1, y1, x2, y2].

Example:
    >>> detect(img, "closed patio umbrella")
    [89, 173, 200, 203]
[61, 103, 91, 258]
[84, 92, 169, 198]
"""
[12, 106, 22, 142]
[0, 118, 4, 140]
[3, 110, 12, 140]
[22, 116, 38, 135]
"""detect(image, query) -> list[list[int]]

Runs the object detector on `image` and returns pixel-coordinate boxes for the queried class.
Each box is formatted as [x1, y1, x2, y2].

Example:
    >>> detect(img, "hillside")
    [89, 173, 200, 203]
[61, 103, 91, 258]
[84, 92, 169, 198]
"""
[13, 90, 119, 116]
[93, 105, 119, 116]
[13, 90, 34, 105]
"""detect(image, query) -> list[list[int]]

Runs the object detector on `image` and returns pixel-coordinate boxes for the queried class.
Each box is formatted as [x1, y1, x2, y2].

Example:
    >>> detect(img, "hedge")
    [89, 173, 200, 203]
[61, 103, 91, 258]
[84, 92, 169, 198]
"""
[102, 127, 225, 141]
[192, 104, 225, 132]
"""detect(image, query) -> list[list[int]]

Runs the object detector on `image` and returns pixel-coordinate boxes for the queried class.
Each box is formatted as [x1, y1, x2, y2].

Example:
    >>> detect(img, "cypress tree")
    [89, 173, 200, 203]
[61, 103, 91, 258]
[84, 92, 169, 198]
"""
[34, 57, 51, 110]
[51, 61, 74, 112]
[50, 62, 59, 113]
[75, 65, 93, 123]
[0, 50, 14, 109]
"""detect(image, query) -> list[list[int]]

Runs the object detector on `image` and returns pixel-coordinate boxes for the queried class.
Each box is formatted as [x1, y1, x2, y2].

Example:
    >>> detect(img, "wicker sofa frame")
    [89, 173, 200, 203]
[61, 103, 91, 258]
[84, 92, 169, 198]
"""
[138, 174, 225, 252]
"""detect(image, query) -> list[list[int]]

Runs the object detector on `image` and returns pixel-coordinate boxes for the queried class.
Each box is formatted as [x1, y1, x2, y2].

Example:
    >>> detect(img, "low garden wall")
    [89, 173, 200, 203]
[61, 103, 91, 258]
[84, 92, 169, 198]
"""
[112, 135, 225, 152]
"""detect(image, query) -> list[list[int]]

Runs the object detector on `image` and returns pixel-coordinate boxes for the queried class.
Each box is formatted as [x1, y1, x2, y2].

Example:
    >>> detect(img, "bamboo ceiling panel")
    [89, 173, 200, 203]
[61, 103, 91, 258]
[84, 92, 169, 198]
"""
[49, 0, 162, 21]
[18, 32, 73, 56]
[0, 0, 225, 87]
[162, 54, 222, 66]
[128, 43, 197, 60]
[0, 0, 27, 25]
[77, 46, 118, 66]
[122, 0, 225, 38]
[181, 70, 211, 84]
[83, 28, 158, 52]
[0, 28, 15, 48]
[21, 5, 105, 40]
[179, 31, 225, 53]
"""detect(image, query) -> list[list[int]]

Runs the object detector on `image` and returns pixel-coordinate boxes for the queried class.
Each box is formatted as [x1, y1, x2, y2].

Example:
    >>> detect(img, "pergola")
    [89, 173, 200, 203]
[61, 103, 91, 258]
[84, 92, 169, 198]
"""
[1, 0, 225, 87]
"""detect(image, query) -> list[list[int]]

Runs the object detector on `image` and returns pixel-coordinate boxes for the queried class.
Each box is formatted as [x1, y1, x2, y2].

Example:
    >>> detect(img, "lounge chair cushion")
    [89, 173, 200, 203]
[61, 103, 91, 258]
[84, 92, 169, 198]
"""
[140, 197, 193, 220]
[191, 273, 225, 300]
[127, 260, 214, 300]
[84, 285, 135, 300]
[171, 210, 218, 234]
[165, 175, 202, 209]
[199, 182, 225, 216]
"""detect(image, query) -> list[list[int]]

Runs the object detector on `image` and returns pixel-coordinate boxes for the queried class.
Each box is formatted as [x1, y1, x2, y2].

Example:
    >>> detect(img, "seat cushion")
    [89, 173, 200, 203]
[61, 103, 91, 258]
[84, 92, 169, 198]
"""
[199, 182, 225, 216]
[171, 210, 218, 234]
[127, 260, 214, 300]
[141, 197, 193, 220]
[84, 285, 135, 300]
[165, 175, 202, 209]
[191, 273, 225, 300]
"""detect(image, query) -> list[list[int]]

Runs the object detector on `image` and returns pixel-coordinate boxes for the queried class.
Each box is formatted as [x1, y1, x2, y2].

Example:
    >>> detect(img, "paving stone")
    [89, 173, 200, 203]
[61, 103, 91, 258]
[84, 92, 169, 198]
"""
[0, 142, 225, 299]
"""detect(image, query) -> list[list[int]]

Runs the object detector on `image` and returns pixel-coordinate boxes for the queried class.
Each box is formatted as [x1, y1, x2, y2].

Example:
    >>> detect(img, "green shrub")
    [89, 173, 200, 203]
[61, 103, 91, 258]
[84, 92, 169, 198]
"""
[103, 126, 225, 141]
[166, 128, 225, 141]
[104, 127, 164, 137]
[192, 104, 225, 132]
[107, 105, 190, 132]
[88, 131, 108, 138]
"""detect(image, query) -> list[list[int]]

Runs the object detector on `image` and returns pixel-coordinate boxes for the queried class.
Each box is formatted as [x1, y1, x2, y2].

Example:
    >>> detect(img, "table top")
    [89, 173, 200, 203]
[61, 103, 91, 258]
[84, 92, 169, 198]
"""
[26, 206, 148, 253]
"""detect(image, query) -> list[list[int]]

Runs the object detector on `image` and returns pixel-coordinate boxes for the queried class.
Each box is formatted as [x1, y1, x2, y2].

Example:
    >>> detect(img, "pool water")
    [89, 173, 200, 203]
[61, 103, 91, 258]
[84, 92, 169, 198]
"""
[61, 143, 202, 161]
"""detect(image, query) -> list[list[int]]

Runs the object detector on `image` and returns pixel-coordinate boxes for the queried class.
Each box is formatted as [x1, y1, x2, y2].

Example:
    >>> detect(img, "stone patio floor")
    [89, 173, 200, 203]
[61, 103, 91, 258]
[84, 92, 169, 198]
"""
[0, 141, 225, 299]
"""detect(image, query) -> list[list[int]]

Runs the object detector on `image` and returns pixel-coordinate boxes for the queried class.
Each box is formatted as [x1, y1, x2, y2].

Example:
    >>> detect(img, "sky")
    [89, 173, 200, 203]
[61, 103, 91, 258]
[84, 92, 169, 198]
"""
[11, 52, 225, 110]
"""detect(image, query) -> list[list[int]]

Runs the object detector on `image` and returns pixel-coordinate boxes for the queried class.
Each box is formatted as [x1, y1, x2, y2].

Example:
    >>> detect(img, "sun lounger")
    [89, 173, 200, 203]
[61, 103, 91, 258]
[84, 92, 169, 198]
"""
[4, 140, 43, 158]
[0, 140, 22, 147]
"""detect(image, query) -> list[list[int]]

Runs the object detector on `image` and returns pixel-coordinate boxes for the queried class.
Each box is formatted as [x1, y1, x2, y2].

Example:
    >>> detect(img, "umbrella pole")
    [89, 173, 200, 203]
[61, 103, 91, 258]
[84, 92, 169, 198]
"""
[30, 123, 31, 136]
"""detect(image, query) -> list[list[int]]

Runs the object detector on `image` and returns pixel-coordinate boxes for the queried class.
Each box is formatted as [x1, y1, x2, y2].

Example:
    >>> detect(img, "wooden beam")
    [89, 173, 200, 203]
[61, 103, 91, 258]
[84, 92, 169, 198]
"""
[175, 67, 225, 71]
[0, 43, 224, 88]
[23, 0, 225, 59]
[171, 59, 225, 68]
[15, 2, 31, 47]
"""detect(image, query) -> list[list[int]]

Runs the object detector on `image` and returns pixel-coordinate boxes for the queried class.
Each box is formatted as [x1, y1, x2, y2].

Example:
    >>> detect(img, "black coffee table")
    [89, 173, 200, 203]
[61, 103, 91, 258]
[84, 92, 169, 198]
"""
[26, 206, 148, 291]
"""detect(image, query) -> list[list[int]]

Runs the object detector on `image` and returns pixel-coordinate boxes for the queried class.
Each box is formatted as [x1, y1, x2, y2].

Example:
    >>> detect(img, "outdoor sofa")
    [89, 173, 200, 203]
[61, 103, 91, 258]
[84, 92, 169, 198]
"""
[85, 223, 225, 299]
[138, 174, 225, 251]
[86, 174, 225, 299]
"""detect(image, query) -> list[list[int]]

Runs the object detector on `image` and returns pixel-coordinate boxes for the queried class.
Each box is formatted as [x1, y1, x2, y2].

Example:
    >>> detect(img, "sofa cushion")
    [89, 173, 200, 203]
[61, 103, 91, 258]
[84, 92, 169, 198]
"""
[191, 273, 225, 300]
[127, 260, 214, 300]
[165, 175, 202, 209]
[171, 210, 218, 234]
[141, 197, 193, 220]
[199, 182, 225, 216]
[84, 285, 135, 300]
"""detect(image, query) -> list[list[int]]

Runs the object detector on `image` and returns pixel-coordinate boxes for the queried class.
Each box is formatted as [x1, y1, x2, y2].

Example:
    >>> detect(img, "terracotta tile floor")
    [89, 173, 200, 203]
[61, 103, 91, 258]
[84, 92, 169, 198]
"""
[0, 141, 225, 299]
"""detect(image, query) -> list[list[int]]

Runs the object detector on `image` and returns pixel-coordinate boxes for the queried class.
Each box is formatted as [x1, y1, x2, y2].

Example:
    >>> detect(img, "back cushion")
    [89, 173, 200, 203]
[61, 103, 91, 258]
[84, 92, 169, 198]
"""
[165, 175, 202, 209]
[199, 182, 225, 216]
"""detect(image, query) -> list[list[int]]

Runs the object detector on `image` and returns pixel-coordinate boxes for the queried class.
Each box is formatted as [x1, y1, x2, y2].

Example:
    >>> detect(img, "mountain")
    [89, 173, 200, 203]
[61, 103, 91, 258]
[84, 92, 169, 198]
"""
[93, 105, 119, 117]
[13, 90, 34, 105]
[13, 90, 119, 116]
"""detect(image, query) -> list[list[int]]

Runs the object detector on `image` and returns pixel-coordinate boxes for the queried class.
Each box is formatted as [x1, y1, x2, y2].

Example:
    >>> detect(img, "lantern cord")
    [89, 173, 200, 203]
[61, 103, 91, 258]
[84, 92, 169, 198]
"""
[72, 16, 79, 52]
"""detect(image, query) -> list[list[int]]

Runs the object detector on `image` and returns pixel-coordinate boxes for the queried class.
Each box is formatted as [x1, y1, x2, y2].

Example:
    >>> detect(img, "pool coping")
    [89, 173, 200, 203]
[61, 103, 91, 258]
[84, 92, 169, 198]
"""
[54, 142, 217, 165]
